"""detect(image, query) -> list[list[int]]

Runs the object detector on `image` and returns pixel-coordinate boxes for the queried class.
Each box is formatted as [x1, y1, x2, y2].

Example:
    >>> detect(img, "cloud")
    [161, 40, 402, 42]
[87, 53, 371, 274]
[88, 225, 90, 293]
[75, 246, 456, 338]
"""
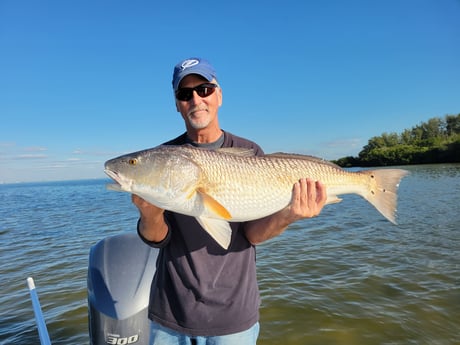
[0, 144, 49, 160]
[0, 143, 112, 183]
[72, 148, 119, 157]
[0, 142, 16, 148]
[24, 146, 48, 152]
[15, 154, 48, 160]
[325, 138, 362, 149]
[319, 138, 364, 159]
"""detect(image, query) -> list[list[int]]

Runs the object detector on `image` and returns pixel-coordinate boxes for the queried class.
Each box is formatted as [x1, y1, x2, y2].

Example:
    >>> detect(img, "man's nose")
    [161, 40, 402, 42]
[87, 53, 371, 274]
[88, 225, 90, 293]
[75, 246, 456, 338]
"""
[189, 90, 202, 105]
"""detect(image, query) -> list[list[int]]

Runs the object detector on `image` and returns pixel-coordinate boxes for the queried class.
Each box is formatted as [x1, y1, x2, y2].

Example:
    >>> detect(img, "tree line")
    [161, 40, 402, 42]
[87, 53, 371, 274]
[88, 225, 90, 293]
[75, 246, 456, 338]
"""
[334, 114, 460, 167]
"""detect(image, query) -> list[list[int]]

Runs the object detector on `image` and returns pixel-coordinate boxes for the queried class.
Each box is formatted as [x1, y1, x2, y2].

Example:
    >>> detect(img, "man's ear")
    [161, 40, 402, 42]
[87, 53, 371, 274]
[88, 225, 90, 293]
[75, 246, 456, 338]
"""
[218, 88, 223, 107]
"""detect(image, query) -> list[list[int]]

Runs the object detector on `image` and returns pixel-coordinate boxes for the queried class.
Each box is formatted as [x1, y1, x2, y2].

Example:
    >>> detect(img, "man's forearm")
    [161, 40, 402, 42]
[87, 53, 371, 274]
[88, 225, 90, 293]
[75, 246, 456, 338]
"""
[132, 194, 169, 243]
[243, 209, 292, 245]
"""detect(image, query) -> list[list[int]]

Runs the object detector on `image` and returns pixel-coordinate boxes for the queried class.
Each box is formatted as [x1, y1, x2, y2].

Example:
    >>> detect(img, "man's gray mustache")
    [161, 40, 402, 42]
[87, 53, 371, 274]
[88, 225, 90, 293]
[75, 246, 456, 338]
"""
[187, 106, 208, 117]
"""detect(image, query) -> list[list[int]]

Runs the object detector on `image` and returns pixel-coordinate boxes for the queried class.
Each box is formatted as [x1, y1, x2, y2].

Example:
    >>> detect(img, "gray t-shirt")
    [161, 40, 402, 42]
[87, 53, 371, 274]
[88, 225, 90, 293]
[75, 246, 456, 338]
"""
[139, 131, 264, 336]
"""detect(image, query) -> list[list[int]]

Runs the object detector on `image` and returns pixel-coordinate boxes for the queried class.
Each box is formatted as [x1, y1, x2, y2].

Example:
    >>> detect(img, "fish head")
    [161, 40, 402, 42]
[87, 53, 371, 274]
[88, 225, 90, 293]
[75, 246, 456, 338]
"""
[104, 145, 202, 206]
[104, 147, 168, 192]
[105, 155, 141, 193]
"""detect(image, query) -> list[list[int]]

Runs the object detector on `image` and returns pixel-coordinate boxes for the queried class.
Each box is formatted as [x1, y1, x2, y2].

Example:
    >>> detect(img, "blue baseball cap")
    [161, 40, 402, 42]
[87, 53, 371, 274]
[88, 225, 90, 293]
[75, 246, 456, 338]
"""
[172, 57, 217, 91]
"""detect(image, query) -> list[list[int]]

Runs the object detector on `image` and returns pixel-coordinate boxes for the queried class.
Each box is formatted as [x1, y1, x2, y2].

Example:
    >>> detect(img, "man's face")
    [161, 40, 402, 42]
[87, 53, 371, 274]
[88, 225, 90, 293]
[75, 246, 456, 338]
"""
[175, 74, 222, 130]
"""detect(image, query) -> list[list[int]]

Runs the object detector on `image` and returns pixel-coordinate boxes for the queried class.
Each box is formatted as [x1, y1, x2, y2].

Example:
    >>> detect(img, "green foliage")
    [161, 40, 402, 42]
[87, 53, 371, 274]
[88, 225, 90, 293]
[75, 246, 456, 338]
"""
[334, 114, 460, 166]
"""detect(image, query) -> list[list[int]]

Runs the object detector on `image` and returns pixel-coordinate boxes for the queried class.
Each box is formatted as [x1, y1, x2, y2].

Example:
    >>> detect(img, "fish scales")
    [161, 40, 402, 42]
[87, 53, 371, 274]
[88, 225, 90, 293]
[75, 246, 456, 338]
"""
[190, 150, 297, 220]
[189, 149, 358, 217]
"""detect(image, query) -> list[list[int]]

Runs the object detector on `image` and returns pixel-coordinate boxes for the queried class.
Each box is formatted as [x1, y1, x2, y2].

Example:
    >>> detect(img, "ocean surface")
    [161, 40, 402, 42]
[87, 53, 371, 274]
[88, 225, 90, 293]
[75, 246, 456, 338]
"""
[1, 164, 459, 345]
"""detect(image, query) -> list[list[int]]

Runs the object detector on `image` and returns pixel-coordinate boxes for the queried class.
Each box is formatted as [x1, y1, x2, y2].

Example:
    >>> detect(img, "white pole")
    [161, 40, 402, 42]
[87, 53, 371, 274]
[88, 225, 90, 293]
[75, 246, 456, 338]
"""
[26, 277, 52, 345]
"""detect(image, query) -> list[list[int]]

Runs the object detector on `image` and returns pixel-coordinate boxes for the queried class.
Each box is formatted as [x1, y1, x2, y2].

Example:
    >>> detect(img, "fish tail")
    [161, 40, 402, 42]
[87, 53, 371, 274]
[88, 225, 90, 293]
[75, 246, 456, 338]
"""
[361, 169, 409, 224]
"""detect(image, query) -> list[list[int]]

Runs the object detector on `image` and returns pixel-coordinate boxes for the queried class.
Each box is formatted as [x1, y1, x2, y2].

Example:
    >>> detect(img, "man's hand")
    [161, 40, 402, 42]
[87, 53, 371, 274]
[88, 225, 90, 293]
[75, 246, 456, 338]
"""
[284, 178, 327, 223]
[132, 194, 163, 217]
[131, 195, 168, 243]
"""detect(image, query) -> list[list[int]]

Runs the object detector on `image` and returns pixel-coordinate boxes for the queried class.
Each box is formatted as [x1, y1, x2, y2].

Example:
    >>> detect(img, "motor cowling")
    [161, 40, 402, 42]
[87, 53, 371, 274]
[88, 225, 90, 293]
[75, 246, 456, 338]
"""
[88, 233, 158, 345]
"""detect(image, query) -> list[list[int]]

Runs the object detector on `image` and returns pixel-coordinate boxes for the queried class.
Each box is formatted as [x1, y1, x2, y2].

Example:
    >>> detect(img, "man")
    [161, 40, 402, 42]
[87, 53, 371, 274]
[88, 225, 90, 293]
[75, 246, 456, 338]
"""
[132, 57, 327, 344]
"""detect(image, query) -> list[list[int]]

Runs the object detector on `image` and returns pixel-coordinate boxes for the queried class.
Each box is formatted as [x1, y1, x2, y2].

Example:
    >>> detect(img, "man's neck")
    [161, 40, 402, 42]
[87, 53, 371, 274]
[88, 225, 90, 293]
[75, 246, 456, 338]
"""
[187, 126, 223, 144]
[186, 132, 225, 149]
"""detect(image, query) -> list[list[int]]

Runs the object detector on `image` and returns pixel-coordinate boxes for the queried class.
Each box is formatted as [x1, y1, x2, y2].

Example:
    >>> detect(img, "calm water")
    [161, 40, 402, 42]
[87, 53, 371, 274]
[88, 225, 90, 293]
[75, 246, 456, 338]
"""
[1, 164, 459, 345]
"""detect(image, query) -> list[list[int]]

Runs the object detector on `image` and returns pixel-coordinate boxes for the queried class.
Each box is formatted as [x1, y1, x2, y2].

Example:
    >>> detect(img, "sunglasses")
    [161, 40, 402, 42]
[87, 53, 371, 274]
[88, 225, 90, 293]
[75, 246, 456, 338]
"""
[175, 83, 218, 102]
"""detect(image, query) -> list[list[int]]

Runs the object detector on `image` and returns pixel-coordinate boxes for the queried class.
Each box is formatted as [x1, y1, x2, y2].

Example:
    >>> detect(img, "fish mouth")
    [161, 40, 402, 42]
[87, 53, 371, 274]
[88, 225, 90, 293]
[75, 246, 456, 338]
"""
[104, 169, 131, 191]
[104, 169, 120, 183]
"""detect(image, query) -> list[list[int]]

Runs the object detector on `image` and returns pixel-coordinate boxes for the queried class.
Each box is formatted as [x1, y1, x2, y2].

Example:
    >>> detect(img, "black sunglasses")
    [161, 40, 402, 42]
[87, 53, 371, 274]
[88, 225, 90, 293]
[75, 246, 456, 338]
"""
[175, 83, 218, 102]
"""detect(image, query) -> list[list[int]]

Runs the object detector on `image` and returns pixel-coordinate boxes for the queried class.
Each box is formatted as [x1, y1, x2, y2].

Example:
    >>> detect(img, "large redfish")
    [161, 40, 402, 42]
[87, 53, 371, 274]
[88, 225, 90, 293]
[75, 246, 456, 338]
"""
[105, 145, 409, 249]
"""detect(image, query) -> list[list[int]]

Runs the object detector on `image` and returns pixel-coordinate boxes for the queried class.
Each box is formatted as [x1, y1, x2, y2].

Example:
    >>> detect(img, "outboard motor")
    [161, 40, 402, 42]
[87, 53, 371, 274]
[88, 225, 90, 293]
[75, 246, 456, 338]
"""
[88, 233, 159, 345]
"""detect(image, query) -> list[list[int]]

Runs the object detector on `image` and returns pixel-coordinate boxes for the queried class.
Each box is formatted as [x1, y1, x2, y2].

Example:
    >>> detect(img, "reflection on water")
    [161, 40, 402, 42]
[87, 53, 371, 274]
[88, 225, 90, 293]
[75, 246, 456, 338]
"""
[0, 164, 459, 344]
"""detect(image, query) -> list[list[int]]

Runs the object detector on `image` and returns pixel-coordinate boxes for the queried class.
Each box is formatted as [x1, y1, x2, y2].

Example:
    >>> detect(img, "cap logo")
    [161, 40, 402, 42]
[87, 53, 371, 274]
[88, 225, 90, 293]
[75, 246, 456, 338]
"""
[181, 59, 199, 70]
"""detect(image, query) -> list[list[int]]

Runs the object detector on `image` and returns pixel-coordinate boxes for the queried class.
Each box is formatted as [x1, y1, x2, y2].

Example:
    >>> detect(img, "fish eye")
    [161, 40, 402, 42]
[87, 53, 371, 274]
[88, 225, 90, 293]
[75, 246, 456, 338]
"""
[128, 158, 138, 165]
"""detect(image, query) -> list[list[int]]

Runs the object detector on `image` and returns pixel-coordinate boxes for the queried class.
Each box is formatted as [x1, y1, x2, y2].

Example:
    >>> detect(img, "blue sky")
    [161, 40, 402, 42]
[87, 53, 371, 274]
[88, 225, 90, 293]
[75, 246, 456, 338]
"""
[1, 0, 459, 183]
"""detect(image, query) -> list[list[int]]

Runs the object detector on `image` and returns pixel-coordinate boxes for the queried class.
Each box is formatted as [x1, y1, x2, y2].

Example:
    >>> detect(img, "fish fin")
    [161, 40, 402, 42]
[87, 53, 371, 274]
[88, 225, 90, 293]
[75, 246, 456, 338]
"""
[326, 195, 342, 204]
[196, 217, 232, 249]
[360, 169, 409, 224]
[215, 147, 256, 157]
[266, 152, 341, 169]
[197, 188, 232, 220]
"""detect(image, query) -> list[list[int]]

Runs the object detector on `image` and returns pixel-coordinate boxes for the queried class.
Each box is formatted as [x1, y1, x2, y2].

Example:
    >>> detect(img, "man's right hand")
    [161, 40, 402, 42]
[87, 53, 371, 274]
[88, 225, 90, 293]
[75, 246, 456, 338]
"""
[131, 195, 169, 243]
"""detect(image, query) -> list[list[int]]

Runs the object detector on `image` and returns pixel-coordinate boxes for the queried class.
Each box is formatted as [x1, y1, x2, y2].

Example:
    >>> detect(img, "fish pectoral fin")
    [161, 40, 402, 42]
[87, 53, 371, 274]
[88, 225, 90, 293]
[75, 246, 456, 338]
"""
[325, 195, 342, 205]
[197, 188, 232, 220]
[196, 217, 232, 249]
